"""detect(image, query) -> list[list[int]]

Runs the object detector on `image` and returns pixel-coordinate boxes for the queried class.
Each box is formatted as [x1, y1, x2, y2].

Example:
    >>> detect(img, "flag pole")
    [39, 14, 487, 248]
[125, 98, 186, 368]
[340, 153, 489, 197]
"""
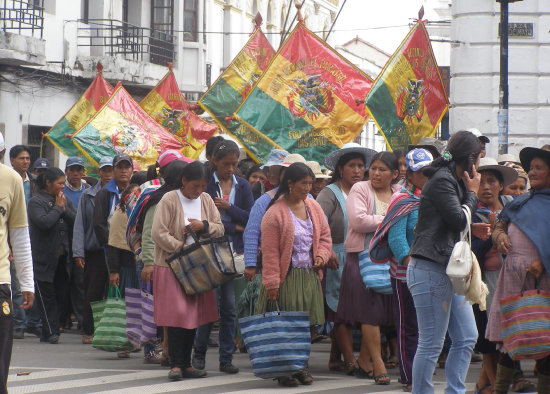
[279, 2, 293, 46]
[325, 0, 347, 41]
[281, 0, 306, 44]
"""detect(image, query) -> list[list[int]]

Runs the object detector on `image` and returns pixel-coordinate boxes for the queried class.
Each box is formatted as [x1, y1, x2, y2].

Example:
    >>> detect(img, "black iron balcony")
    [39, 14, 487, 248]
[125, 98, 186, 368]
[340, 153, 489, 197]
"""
[77, 19, 174, 66]
[0, 0, 44, 38]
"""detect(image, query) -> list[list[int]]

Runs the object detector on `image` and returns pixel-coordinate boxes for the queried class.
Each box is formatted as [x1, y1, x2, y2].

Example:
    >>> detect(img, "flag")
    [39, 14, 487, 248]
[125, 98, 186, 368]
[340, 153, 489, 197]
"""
[45, 63, 114, 176]
[72, 83, 184, 169]
[140, 65, 218, 159]
[198, 28, 276, 162]
[233, 23, 373, 163]
[365, 21, 449, 151]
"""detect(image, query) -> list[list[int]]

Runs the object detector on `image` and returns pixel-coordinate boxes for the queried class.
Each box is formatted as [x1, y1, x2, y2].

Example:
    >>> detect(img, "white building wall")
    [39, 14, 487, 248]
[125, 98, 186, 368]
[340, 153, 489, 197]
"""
[451, 0, 550, 159]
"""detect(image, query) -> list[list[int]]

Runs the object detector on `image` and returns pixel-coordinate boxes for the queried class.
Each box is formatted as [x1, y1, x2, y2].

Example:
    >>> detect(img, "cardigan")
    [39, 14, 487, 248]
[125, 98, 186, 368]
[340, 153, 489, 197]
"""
[260, 197, 332, 290]
[344, 181, 399, 253]
[206, 174, 253, 254]
[151, 191, 224, 268]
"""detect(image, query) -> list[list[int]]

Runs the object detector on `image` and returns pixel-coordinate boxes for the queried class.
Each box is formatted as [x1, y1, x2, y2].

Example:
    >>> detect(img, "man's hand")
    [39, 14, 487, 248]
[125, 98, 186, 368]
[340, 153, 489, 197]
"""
[109, 272, 120, 287]
[266, 288, 279, 301]
[21, 291, 34, 310]
[244, 267, 256, 281]
[141, 265, 154, 283]
[75, 257, 85, 269]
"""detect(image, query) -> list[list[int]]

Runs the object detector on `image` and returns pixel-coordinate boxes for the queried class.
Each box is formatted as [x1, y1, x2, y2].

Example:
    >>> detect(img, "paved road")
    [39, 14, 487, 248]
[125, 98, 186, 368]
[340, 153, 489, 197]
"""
[6, 329, 525, 393]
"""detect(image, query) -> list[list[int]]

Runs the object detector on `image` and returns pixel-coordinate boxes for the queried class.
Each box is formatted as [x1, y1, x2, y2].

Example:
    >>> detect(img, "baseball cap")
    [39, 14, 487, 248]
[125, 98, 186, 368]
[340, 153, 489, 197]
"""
[66, 157, 85, 168]
[405, 148, 434, 172]
[0, 133, 5, 152]
[98, 157, 113, 169]
[466, 128, 490, 144]
[113, 153, 133, 167]
[32, 158, 50, 170]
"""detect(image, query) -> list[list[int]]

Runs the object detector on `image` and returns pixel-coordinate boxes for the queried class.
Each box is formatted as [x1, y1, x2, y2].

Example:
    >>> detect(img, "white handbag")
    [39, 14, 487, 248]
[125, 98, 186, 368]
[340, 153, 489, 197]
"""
[446, 205, 473, 295]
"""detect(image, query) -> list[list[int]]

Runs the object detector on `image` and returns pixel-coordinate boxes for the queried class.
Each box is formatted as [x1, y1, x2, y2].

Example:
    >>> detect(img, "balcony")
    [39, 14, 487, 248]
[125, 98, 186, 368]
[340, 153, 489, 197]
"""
[77, 19, 175, 67]
[0, 0, 46, 66]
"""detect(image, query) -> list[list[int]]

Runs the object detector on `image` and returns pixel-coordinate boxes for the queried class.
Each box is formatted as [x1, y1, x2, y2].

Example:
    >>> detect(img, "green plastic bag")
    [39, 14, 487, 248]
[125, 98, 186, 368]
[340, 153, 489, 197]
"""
[92, 286, 134, 352]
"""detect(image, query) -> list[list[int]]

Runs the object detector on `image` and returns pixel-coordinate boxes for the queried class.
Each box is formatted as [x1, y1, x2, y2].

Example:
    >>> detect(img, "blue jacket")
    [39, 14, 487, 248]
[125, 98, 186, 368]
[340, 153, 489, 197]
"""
[206, 174, 253, 254]
[73, 182, 103, 257]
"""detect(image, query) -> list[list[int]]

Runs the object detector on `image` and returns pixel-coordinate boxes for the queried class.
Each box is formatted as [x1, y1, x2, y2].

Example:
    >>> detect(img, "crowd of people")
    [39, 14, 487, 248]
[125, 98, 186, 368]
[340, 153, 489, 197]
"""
[1, 129, 549, 394]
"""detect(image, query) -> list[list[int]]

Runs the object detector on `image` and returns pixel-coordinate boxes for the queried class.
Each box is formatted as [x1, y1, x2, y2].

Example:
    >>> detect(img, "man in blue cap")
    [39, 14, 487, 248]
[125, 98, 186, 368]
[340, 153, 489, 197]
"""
[31, 158, 50, 177]
[73, 156, 113, 344]
[63, 157, 89, 209]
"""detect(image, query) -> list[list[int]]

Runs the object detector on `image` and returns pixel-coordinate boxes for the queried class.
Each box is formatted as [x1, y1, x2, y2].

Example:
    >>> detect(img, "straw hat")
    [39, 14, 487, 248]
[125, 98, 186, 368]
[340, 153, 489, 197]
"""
[306, 161, 331, 179]
[281, 153, 306, 167]
[477, 157, 518, 186]
[324, 142, 377, 171]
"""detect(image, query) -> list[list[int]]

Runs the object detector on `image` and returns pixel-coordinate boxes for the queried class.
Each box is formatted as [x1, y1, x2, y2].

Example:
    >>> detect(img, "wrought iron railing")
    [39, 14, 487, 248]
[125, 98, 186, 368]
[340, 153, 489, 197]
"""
[0, 0, 44, 38]
[77, 19, 174, 66]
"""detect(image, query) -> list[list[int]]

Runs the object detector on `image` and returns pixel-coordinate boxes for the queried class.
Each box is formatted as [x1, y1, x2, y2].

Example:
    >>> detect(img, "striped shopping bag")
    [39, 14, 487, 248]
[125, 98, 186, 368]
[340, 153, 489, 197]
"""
[125, 282, 157, 348]
[239, 309, 310, 378]
[358, 250, 392, 294]
[92, 286, 134, 352]
[500, 286, 550, 360]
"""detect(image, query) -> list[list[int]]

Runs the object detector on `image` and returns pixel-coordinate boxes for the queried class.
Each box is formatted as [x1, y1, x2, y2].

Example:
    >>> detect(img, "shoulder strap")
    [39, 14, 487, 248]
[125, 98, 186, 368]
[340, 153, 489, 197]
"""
[461, 205, 472, 245]
[326, 183, 348, 235]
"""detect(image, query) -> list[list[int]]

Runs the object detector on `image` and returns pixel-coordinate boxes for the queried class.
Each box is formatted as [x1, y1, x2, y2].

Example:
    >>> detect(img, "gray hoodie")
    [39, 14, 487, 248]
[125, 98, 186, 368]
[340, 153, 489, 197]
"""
[73, 182, 103, 257]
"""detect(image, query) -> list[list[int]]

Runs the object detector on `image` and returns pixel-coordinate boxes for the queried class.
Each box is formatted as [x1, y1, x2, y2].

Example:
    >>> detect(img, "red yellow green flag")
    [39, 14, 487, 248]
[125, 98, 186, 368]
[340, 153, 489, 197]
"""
[233, 23, 373, 163]
[140, 65, 219, 159]
[365, 21, 449, 151]
[198, 28, 275, 162]
[72, 83, 184, 169]
[45, 63, 114, 176]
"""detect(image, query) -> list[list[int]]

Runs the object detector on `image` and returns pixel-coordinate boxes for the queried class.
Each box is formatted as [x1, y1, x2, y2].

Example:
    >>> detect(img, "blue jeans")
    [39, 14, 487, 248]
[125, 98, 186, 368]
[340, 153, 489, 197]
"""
[407, 258, 477, 394]
[194, 280, 236, 364]
[10, 261, 41, 330]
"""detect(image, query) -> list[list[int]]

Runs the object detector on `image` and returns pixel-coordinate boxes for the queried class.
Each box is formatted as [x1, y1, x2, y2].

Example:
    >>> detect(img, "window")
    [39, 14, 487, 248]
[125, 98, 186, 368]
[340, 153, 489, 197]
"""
[151, 0, 174, 35]
[27, 125, 54, 166]
[184, 0, 198, 42]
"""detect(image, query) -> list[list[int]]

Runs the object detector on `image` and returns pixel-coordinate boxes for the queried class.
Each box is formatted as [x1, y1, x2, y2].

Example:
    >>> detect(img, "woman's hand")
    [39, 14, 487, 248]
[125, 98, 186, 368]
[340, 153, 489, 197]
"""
[186, 219, 205, 233]
[464, 166, 481, 195]
[472, 222, 491, 240]
[244, 267, 256, 281]
[141, 265, 154, 283]
[266, 288, 279, 301]
[527, 259, 545, 279]
[326, 250, 339, 270]
[402, 256, 411, 267]
[109, 272, 120, 287]
[235, 224, 245, 232]
[55, 191, 66, 210]
[214, 197, 231, 211]
[496, 233, 512, 254]
[313, 256, 325, 269]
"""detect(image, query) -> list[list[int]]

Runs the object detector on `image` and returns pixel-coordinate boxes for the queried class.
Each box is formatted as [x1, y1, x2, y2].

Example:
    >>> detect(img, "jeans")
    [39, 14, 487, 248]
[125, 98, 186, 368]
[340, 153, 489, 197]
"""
[194, 279, 236, 364]
[10, 261, 41, 331]
[407, 258, 477, 394]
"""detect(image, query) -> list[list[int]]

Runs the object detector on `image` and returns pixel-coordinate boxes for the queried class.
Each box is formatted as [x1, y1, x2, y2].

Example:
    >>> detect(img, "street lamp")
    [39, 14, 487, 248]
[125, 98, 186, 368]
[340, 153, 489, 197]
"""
[496, 0, 522, 155]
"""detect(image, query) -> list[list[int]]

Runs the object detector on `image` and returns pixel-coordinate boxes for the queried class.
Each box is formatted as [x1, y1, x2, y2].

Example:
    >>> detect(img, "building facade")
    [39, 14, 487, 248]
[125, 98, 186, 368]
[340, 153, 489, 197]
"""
[0, 0, 338, 166]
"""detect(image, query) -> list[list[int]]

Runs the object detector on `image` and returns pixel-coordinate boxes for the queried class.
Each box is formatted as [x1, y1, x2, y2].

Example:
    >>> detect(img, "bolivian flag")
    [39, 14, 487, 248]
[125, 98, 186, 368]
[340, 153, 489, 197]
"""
[365, 21, 449, 151]
[45, 63, 114, 176]
[72, 83, 184, 169]
[141, 66, 218, 159]
[234, 23, 373, 163]
[199, 28, 275, 162]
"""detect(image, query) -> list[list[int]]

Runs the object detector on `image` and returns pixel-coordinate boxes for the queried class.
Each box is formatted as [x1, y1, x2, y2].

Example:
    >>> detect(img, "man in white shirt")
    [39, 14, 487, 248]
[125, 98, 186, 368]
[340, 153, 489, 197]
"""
[0, 134, 34, 393]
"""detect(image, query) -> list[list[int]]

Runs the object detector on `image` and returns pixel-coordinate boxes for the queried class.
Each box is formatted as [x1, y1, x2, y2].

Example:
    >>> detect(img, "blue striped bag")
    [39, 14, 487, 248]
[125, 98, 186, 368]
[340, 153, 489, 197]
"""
[239, 307, 311, 378]
[358, 249, 392, 294]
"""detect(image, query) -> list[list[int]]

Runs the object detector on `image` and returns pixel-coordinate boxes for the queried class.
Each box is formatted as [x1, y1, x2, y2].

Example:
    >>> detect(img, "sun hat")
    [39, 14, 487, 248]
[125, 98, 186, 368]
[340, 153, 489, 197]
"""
[281, 153, 306, 167]
[66, 157, 85, 168]
[405, 148, 433, 172]
[32, 158, 50, 170]
[407, 137, 445, 159]
[324, 142, 378, 171]
[260, 149, 289, 169]
[497, 153, 519, 165]
[305, 161, 331, 179]
[98, 157, 113, 169]
[519, 146, 550, 173]
[466, 128, 490, 144]
[477, 157, 518, 187]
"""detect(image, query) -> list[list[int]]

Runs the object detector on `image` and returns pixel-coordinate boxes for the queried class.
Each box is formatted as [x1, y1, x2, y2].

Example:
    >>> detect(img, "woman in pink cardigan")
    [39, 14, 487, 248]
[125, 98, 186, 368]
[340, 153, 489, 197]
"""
[258, 163, 332, 387]
[338, 152, 400, 385]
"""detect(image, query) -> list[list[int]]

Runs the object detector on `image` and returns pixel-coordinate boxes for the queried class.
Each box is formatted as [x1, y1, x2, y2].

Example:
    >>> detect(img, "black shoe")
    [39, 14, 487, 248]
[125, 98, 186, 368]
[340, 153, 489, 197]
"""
[25, 326, 42, 338]
[13, 329, 24, 339]
[40, 334, 59, 344]
[182, 368, 207, 378]
[219, 363, 239, 374]
[191, 352, 205, 370]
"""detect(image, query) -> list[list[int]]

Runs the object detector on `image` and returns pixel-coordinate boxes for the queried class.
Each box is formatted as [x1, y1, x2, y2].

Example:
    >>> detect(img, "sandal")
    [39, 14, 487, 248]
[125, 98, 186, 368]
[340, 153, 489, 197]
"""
[474, 383, 491, 394]
[385, 356, 398, 369]
[374, 373, 391, 385]
[344, 362, 357, 376]
[512, 378, 536, 393]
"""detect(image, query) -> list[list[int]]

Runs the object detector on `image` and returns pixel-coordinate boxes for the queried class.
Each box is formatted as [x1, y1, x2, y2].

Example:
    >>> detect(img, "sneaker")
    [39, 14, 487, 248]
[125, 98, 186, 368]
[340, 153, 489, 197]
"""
[144, 350, 162, 364]
[192, 352, 205, 370]
[13, 329, 25, 339]
[25, 326, 42, 338]
[219, 363, 239, 374]
[82, 335, 93, 344]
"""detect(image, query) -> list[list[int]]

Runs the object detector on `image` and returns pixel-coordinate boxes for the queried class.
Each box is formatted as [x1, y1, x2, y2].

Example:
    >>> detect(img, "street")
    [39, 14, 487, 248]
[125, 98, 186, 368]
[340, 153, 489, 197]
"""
[6, 329, 508, 394]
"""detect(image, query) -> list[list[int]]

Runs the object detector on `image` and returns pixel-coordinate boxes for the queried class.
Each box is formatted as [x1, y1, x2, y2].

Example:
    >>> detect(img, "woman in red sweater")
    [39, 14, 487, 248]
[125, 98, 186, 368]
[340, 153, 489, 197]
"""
[257, 162, 333, 387]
